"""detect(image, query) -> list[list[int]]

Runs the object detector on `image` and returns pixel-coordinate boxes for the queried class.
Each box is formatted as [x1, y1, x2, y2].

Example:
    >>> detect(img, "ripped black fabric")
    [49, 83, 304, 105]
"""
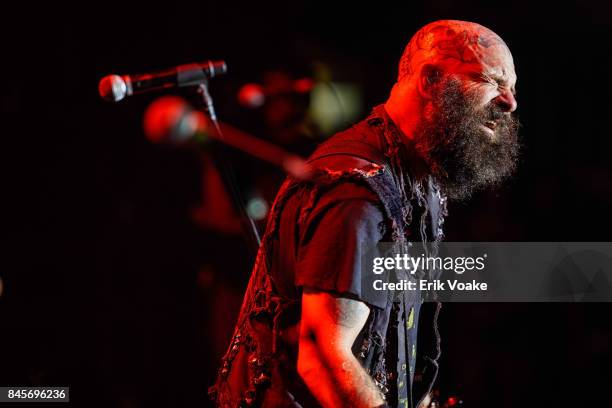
[209, 105, 447, 408]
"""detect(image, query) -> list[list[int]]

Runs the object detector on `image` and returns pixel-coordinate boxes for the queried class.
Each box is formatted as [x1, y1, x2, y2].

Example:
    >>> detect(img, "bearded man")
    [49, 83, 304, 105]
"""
[210, 19, 520, 408]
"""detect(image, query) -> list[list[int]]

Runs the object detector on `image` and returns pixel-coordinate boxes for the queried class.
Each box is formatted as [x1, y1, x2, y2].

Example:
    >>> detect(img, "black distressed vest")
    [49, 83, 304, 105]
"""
[209, 105, 447, 408]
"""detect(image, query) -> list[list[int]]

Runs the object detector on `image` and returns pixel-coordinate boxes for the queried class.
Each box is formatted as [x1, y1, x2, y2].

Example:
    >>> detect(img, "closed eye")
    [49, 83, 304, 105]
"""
[466, 72, 517, 97]
[482, 74, 517, 97]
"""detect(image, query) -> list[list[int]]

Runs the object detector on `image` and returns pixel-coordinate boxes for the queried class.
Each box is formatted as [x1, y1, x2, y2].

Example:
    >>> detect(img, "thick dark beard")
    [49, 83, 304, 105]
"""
[416, 78, 521, 201]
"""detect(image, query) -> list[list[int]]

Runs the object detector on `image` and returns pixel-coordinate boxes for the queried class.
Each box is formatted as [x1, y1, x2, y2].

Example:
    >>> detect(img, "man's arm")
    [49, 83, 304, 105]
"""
[297, 288, 385, 408]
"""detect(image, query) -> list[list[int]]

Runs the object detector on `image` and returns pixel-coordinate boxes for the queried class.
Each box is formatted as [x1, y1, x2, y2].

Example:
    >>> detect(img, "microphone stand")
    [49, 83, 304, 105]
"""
[195, 81, 262, 250]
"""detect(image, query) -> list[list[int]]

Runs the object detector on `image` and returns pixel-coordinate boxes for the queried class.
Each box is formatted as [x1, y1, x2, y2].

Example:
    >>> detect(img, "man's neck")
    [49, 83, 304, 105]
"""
[383, 83, 423, 145]
[378, 103, 432, 181]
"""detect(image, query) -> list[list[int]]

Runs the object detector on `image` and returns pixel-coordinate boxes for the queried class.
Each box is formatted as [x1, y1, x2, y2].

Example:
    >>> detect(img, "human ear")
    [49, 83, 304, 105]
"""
[418, 64, 442, 100]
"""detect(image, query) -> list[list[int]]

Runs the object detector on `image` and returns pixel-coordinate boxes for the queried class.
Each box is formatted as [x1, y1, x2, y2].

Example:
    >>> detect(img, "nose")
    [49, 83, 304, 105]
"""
[495, 88, 517, 113]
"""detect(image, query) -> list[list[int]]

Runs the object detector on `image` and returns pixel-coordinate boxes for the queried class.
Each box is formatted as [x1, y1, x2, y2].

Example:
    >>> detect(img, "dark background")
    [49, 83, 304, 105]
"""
[2, 1, 612, 407]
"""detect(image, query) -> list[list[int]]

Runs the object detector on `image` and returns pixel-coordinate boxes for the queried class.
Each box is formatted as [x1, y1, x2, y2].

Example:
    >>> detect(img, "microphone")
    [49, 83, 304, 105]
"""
[99, 60, 227, 102]
[143, 96, 312, 180]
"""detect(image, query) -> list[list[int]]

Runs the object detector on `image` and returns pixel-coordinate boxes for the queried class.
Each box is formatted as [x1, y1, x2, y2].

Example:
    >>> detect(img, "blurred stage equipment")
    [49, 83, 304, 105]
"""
[98, 60, 227, 103]
[443, 395, 463, 407]
[98, 60, 316, 249]
[143, 96, 311, 180]
[237, 77, 314, 108]
[98, 59, 265, 248]
[426, 390, 464, 408]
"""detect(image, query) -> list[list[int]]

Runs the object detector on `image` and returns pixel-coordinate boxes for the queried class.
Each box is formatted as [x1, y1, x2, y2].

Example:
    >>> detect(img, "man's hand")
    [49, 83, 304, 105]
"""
[297, 288, 385, 407]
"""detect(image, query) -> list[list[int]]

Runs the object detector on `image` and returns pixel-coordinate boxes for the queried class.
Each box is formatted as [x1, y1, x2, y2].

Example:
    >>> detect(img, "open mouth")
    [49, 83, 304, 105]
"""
[484, 120, 498, 131]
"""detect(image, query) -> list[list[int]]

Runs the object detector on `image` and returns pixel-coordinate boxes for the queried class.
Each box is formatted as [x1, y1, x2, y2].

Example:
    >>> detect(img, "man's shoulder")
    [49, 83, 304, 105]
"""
[307, 114, 386, 172]
[290, 113, 392, 211]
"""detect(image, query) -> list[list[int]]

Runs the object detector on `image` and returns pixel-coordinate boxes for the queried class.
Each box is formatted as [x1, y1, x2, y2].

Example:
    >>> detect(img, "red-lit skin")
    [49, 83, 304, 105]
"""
[298, 290, 384, 407]
[385, 20, 517, 146]
[298, 21, 517, 408]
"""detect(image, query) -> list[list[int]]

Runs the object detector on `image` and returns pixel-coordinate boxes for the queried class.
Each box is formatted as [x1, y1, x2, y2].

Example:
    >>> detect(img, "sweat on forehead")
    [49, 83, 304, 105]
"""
[398, 20, 510, 81]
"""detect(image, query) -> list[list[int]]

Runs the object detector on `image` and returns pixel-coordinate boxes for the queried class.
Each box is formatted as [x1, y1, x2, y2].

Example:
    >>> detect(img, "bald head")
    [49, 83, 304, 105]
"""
[398, 20, 512, 82]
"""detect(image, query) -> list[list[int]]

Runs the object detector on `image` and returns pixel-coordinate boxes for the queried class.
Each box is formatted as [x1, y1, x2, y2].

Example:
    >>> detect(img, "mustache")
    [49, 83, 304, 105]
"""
[477, 103, 519, 138]
[485, 103, 521, 129]
[482, 104, 509, 122]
